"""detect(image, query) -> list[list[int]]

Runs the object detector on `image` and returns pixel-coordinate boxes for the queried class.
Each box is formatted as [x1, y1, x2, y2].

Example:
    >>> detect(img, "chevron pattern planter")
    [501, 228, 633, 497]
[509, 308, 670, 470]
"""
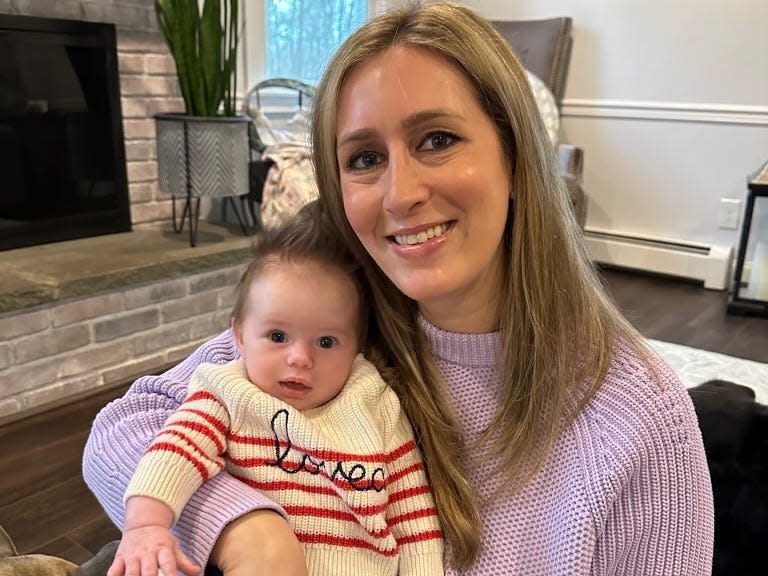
[155, 114, 250, 245]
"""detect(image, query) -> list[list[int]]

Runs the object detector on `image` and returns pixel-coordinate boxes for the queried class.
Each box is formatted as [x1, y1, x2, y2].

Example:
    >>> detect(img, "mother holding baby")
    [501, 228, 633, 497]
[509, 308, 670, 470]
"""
[84, 2, 714, 574]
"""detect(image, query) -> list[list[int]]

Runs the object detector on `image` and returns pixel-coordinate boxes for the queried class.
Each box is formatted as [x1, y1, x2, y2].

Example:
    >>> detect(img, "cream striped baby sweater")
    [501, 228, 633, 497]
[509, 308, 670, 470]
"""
[125, 354, 444, 576]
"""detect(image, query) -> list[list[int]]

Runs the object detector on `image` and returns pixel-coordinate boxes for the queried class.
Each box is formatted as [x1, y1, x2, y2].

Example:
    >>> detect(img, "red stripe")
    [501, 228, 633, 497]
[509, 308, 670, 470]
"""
[389, 485, 432, 504]
[145, 442, 214, 481]
[396, 529, 443, 546]
[186, 390, 218, 403]
[283, 505, 390, 538]
[165, 418, 225, 454]
[177, 407, 228, 436]
[155, 428, 219, 461]
[226, 454, 271, 468]
[388, 507, 439, 527]
[385, 440, 417, 463]
[232, 475, 389, 516]
[296, 532, 397, 557]
[232, 475, 338, 497]
[388, 461, 424, 484]
[230, 433, 417, 465]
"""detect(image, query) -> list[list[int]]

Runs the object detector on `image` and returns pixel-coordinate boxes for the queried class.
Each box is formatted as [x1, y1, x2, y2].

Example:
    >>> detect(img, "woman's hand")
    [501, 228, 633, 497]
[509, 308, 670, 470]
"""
[210, 510, 307, 576]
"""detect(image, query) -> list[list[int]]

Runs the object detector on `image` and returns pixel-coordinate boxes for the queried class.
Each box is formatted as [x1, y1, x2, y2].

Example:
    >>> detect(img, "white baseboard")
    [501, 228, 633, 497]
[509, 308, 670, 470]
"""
[585, 229, 734, 290]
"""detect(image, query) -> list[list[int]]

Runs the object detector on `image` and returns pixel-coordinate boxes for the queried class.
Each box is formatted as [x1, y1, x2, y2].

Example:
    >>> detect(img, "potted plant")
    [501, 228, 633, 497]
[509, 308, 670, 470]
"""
[154, 0, 250, 246]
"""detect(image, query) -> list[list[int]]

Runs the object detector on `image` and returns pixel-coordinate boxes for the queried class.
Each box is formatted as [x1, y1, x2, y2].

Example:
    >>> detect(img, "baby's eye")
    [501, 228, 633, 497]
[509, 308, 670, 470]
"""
[349, 151, 383, 170]
[419, 131, 458, 152]
[318, 336, 336, 349]
[268, 330, 287, 343]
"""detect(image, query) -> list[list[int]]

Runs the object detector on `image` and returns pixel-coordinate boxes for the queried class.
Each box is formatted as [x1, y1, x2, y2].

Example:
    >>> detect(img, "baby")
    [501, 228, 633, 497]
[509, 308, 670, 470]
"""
[107, 202, 444, 576]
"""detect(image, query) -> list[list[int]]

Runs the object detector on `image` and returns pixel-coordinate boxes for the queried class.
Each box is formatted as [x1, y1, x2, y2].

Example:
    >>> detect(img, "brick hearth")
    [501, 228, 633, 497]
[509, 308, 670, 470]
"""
[0, 221, 253, 424]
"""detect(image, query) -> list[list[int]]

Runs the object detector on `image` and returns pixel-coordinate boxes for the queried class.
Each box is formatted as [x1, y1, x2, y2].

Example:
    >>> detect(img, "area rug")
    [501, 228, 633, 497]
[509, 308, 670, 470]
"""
[648, 339, 768, 404]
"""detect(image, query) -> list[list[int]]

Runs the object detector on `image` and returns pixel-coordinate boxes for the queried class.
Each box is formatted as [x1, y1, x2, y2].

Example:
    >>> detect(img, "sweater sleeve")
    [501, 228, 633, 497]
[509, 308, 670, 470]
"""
[385, 406, 445, 576]
[81, 329, 288, 567]
[584, 352, 715, 575]
[124, 364, 234, 522]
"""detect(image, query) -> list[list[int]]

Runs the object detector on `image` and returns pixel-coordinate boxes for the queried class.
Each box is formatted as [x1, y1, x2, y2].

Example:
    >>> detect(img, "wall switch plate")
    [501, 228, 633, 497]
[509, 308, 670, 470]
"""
[718, 198, 743, 230]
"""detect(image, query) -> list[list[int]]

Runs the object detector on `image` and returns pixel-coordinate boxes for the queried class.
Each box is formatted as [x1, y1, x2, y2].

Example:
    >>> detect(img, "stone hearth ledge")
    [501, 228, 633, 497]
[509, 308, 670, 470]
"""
[0, 221, 255, 315]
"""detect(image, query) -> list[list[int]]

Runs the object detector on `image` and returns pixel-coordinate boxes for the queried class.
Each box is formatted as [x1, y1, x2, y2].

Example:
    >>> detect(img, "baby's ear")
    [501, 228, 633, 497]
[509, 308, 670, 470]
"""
[231, 320, 245, 353]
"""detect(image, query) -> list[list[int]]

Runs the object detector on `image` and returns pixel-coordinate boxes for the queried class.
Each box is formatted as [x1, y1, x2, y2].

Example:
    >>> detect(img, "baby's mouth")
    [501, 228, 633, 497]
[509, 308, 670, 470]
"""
[280, 379, 310, 392]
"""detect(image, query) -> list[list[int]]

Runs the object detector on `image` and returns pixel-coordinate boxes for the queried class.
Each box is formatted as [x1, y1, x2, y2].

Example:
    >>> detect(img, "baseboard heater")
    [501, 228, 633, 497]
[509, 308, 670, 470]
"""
[584, 229, 734, 290]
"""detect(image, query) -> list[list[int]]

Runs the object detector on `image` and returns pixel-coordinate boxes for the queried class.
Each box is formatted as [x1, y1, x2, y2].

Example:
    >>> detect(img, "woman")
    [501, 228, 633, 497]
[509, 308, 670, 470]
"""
[84, 2, 714, 574]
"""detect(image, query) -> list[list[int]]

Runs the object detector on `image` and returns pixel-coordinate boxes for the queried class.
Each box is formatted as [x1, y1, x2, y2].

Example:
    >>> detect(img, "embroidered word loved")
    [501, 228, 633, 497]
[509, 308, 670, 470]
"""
[267, 409, 385, 492]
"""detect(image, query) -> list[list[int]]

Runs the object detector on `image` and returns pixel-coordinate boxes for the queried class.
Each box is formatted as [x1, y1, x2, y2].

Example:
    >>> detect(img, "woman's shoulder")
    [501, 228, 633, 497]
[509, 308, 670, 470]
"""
[572, 337, 700, 468]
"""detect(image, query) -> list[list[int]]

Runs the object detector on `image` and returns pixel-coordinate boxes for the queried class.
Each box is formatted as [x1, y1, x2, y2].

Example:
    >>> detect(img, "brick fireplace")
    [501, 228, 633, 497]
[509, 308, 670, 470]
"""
[0, 0, 183, 227]
[0, 0, 247, 425]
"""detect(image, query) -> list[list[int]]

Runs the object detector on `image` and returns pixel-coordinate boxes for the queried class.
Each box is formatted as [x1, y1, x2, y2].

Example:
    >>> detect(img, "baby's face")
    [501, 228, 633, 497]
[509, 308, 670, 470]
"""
[234, 260, 361, 411]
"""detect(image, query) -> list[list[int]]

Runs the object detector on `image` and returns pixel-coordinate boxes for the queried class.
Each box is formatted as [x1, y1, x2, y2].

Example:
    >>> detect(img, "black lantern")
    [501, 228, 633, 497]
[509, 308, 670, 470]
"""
[728, 161, 768, 317]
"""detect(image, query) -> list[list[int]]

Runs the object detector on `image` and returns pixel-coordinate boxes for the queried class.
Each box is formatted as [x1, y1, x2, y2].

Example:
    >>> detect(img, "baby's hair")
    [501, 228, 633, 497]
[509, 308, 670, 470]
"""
[231, 201, 369, 347]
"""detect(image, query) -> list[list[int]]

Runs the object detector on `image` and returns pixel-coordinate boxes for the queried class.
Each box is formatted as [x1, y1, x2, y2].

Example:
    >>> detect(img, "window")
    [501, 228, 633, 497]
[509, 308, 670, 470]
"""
[242, 0, 371, 90]
[265, 0, 368, 85]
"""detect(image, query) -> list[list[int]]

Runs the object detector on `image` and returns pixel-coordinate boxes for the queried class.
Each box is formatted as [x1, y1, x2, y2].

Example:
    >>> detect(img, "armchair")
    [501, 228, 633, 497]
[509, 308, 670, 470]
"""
[492, 17, 586, 227]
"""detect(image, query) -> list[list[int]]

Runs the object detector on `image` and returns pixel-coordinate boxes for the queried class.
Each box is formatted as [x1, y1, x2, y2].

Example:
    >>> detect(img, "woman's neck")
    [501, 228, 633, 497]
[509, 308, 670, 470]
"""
[419, 296, 500, 334]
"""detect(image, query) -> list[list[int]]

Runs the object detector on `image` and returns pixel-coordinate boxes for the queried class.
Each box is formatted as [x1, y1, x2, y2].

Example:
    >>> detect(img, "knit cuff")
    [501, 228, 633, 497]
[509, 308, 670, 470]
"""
[173, 471, 288, 568]
[399, 551, 445, 576]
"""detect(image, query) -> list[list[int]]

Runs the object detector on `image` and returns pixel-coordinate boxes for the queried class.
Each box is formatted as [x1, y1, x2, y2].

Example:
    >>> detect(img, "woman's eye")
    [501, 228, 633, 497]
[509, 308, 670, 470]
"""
[268, 330, 286, 343]
[419, 131, 458, 152]
[349, 151, 382, 170]
[318, 336, 336, 349]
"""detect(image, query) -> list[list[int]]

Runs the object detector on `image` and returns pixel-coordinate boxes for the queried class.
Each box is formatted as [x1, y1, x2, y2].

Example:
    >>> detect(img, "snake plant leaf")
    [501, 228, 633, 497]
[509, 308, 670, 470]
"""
[155, 0, 240, 116]
[201, 0, 223, 116]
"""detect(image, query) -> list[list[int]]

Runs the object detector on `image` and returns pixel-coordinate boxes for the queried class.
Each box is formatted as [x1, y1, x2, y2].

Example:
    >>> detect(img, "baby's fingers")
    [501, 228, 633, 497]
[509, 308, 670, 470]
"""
[106, 556, 125, 576]
[169, 543, 202, 575]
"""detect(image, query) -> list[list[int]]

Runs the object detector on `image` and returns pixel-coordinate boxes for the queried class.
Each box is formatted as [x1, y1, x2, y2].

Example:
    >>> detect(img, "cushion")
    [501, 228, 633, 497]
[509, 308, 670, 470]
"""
[526, 70, 559, 146]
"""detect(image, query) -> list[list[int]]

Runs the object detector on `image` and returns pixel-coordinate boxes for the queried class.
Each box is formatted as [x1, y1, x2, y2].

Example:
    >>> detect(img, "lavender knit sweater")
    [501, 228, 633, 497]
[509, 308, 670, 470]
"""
[83, 323, 714, 575]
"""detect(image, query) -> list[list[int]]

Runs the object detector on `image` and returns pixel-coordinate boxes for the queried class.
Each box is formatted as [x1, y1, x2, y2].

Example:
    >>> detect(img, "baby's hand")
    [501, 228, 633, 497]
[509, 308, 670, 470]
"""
[107, 525, 201, 576]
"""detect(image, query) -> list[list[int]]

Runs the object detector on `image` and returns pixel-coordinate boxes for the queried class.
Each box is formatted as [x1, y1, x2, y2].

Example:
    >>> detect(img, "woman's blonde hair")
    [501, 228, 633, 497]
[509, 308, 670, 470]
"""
[311, 1, 645, 568]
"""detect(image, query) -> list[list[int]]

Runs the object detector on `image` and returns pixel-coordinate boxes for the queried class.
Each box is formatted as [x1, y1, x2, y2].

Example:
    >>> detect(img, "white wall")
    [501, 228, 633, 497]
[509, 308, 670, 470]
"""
[466, 0, 768, 252]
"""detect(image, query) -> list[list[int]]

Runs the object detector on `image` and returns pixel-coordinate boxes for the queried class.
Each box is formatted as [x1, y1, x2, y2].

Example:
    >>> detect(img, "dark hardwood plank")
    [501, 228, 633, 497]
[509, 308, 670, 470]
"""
[0, 431, 87, 509]
[0, 476, 106, 553]
[29, 536, 94, 566]
[600, 266, 768, 363]
[68, 515, 121, 557]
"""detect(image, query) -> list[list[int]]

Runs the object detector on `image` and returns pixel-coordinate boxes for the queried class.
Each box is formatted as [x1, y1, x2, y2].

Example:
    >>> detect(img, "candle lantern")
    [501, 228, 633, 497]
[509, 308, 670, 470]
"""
[728, 161, 768, 316]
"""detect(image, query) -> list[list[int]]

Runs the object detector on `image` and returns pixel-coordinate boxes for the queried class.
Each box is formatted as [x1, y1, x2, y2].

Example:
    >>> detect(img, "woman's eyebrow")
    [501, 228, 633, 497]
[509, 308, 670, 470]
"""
[337, 128, 377, 148]
[337, 109, 465, 148]
[402, 109, 464, 130]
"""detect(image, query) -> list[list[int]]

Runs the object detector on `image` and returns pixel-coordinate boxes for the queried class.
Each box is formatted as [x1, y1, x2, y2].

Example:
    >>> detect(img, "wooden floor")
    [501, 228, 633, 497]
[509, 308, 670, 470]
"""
[0, 266, 765, 566]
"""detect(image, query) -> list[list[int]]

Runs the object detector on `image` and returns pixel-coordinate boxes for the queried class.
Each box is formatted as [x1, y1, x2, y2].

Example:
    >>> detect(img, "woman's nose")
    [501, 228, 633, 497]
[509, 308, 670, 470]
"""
[286, 341, 313, 368]
[382, 149, 428, 215]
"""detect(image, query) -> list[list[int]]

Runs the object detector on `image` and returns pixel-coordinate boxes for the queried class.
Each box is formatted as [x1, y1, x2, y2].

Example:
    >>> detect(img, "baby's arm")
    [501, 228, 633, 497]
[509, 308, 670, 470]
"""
[108, 496, 201, 576]
[125, 364, 232, 520]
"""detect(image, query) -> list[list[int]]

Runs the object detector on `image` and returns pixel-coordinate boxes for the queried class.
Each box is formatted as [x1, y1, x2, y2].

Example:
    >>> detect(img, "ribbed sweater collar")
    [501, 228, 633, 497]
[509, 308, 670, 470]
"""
[418, 315, 501, 368]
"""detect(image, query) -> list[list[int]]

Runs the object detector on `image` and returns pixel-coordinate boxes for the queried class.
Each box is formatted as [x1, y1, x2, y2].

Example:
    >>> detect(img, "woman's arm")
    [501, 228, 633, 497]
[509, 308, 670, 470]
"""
[591, 361, 715, 575]
[82, 329, 290, 568]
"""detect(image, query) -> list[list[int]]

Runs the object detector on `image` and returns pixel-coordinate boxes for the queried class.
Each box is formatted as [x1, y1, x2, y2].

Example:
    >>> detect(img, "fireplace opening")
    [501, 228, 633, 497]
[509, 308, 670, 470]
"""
[0, 14, 131, 252]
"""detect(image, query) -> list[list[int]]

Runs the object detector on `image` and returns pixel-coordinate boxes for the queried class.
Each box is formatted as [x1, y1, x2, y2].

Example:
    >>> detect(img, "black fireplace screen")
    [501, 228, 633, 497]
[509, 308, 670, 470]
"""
[0, 14, 130, 251]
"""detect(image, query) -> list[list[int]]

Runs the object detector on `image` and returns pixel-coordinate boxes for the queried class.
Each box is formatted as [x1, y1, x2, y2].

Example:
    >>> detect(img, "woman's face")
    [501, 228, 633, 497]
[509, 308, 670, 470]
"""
[336, 45, 511, 332]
